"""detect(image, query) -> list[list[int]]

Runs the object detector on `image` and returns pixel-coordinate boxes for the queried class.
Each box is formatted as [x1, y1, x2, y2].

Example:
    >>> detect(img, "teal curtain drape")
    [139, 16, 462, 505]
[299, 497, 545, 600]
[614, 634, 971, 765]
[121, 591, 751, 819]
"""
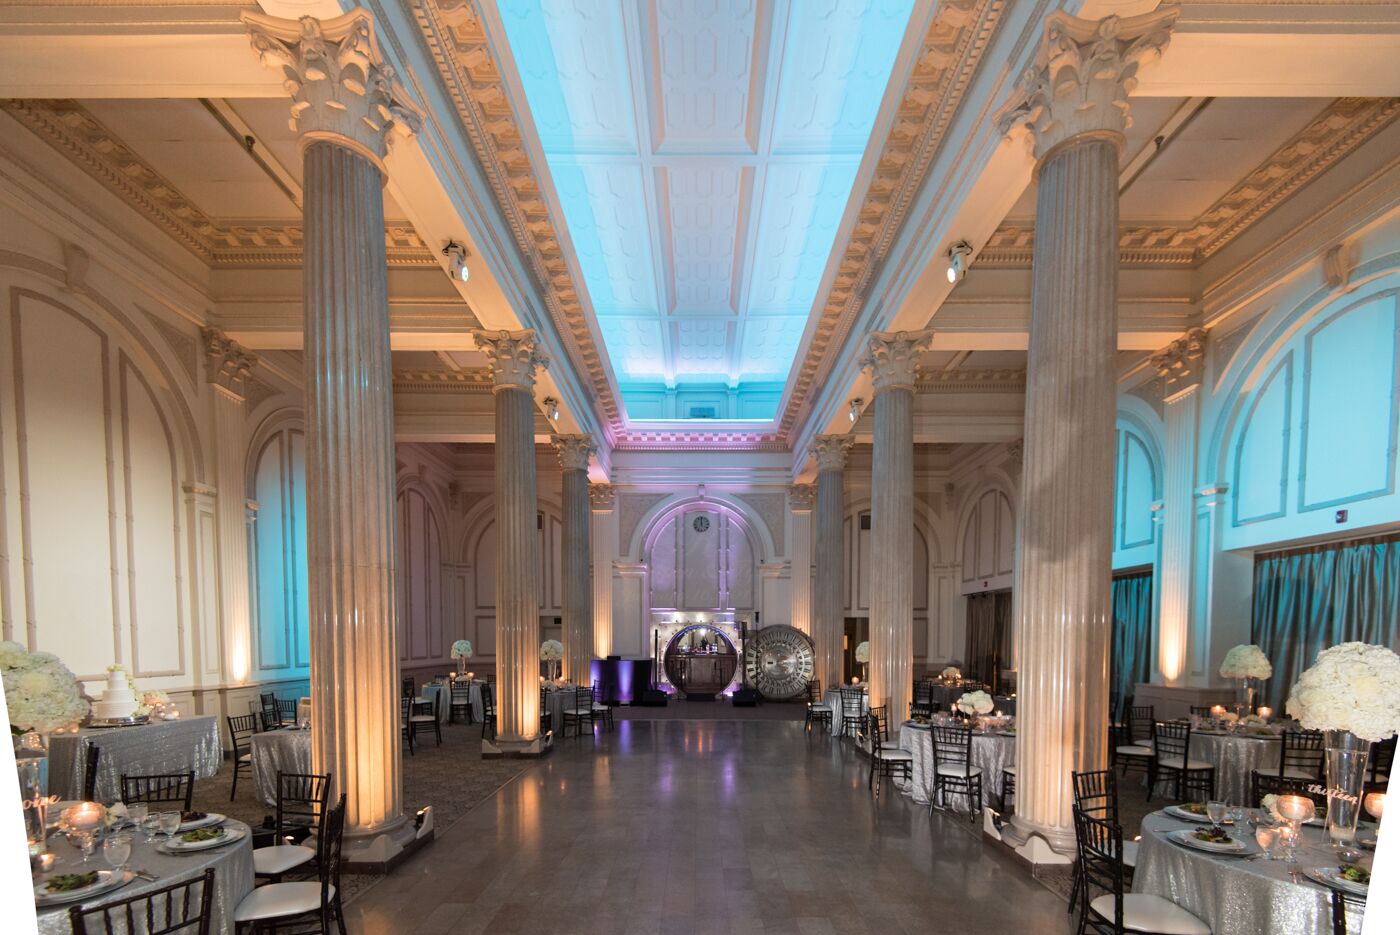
[1251, 533, 1400, 710]
[1111, 571, 1154, 715]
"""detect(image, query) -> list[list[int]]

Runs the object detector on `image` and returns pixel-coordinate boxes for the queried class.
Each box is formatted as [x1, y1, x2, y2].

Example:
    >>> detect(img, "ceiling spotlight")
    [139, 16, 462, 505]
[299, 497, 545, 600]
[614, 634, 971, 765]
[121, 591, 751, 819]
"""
[543, 397, 560, 422]
[946, 240, 972, 284]
[848, 398, 863, 424]
[442, 240, 469, 283]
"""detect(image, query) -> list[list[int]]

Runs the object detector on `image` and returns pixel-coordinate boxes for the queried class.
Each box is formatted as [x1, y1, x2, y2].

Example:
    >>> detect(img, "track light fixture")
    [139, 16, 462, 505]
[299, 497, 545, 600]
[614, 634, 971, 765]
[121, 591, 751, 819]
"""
[848, 398, 863, 424]
[543, 397, 560, 422]
[442, 240, 469, 283]
[946, 240, 972, 284]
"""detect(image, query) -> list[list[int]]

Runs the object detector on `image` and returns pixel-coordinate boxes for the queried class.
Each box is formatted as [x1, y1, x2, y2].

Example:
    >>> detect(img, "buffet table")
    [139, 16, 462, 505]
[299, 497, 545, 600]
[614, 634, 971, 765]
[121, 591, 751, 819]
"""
[1135, 810, 1364, 934]
[35, 817, 254, 934]
[897, 721, 1016, 812]
[48, 717, 222, 803]
[248, 727, 313, 807]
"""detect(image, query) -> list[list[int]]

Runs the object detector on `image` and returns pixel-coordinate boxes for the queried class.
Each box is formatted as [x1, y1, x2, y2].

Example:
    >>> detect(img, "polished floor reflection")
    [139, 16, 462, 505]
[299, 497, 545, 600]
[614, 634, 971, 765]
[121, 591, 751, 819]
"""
[347, 719, 1070, 934]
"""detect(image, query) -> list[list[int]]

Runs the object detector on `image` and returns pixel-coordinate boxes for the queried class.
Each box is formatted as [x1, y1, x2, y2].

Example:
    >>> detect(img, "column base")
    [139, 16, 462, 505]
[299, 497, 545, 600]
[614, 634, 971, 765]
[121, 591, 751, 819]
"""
[997, 813, 1075, 866]
[482, 734, 554, 759]
[342, 808, 434, 873]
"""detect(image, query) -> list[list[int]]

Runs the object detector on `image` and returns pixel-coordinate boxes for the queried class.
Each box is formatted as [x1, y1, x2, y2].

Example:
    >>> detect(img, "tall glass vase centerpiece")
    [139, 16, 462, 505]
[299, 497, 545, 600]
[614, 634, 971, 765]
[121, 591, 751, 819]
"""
[540, 640, 564, 683]
[1219, 644, 1272, 717]
[1287, 642, 1400, 847]
[451, 639, 474, 678]
[855, 641, 870, 686]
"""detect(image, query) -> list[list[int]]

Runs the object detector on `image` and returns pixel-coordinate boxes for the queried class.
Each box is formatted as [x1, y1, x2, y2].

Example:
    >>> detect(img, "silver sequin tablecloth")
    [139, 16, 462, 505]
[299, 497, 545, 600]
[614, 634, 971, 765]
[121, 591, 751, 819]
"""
[1135, 811, 1362, 935]
[823, 688, 867, 736]
[49, 717, 222, 803]
[897, 722, 1015, 812]
[249, 727, 313, 807]
[36, 818, 255, 934]
[1191, 731, 1282, 806]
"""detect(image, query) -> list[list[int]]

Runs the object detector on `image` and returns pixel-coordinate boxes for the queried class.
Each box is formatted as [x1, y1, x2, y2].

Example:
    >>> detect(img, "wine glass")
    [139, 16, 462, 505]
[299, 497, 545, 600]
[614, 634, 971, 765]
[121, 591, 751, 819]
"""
[103, 833, 131, 873]
[157, 811, 180, 842]
[126, 803, 148, 833]
[1255, 825, 1278, 860]
[1206, 801, 1228, 829]
[71, 830, 96, 863]
[140, 813, 162, 844]
[1228, 806, 1248, 840]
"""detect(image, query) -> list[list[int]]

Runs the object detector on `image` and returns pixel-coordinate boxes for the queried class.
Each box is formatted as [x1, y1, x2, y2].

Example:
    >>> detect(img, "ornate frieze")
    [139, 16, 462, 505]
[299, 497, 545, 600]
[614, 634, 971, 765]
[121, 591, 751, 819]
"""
[810, 434, 855, 473]
[1150, 327, 1208, 392]
[588, 483, 616, 511]
[200, 327, 258, 398]
[243, 10, 424, 168]
[472, 329, 549, 393]
[860, 330, 934, 395]
[914, 368, 1025, 393]
[551, 434, 596, 472]
[787, 484, 817, 512]
[997, 9, 1178, 161]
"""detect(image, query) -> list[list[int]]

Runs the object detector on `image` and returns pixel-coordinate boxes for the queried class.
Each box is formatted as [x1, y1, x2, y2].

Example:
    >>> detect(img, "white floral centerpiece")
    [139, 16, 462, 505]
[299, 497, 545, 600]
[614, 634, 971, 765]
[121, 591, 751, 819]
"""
[956, 690, 995, 717]
[1261, 793, 1283, 822]
[0, 640, 88, 735]
[854, 641, 870, 683]
[940, 666, 961, 681]
[451, 639, 473, 676]
[540, 639, 564, 681]
[1287, 642, 1400, 844]
[1219, 643, 1272, 716]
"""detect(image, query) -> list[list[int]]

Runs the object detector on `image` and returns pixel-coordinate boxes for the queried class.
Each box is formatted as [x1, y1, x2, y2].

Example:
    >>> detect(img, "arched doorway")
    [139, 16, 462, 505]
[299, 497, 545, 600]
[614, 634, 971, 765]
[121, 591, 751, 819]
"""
[661, 623, 740, 700]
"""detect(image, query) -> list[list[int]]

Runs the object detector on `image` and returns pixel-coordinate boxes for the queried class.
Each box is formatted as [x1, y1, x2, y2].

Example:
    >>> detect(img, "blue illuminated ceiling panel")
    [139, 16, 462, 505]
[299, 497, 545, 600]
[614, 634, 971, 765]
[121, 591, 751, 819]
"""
[498, 0, 915, 421]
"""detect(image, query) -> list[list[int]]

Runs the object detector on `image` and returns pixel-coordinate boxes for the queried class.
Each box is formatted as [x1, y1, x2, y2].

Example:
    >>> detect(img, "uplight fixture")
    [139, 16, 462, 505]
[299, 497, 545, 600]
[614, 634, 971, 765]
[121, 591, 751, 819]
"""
[442, 240, 469, 283]
[543, 397, 560, 421]
[847, 398, 863, 423]
[946, 240, 972, 284]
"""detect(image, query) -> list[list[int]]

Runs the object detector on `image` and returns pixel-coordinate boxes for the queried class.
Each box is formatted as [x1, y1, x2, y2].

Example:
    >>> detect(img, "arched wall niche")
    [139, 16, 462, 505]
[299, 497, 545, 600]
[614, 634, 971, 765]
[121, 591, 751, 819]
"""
[955, 479, 1016, 595]
[1114, 402, 1165, 569]
[247, 415, 309, 678]
[840, 496, 941, 660]
[641, 499, 761, 614]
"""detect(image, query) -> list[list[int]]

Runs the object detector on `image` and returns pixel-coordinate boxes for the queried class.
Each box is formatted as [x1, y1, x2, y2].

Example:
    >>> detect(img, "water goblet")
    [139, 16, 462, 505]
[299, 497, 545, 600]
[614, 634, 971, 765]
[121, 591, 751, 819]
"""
[126, 802, 148, 831]
[157, 811, 180, 842]
[71, 830, 96, 863]
[1206, 801, 1228, 829]
[1228, 806, 1248, 841]
[103, 833, 132, 873]
[1254, 825, 1278, 860]
[140, 813, 162, 844]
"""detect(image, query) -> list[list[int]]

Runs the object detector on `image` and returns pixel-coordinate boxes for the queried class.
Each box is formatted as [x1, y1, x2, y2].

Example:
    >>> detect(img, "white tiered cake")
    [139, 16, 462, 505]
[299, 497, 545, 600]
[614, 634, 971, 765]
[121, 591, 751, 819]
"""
[92, 669, 139, 720]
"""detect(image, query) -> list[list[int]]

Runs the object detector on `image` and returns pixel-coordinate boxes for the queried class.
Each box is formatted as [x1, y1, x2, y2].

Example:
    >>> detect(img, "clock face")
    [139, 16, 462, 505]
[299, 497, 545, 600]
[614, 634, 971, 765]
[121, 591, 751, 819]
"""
[744, 625, 816, 701]
[691, 514, 711, 533]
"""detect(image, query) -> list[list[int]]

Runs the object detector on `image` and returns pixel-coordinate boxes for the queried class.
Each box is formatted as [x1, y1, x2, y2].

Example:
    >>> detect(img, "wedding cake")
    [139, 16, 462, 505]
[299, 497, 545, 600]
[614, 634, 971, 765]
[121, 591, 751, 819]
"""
[93, 669, 139, 720]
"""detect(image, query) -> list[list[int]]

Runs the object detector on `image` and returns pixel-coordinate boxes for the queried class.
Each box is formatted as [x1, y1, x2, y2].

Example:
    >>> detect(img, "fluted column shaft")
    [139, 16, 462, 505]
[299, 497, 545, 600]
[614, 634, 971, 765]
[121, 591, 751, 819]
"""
[495, 386, 541, 743]
[303, 141, 403, 838]
[869, 386, 915, 726]
[1011, 136, 1119, 849]
[561, 465, 591, 683]
[813, 466, 846, 690]
[590, 485, 616, 659]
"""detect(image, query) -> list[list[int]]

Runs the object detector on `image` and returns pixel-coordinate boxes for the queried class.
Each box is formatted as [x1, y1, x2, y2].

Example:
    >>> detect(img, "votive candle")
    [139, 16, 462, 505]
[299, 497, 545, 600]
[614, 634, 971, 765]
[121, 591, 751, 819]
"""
[1210, 704, 1226, 717]
[1256, 706, 1273, 719]
[1365, 792, 1385, 820]
[67, 802, 104, 832]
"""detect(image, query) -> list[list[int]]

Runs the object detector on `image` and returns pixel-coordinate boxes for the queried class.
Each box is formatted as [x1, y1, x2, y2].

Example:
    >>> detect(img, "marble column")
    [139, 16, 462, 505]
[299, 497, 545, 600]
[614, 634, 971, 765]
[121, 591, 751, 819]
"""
[997, 10, 1175, 856]
[589, 484, 617, 659]
[475, 329, 549, 755]
[1150, 328, 1206, 684]
[861, 331, 932, 728]
[810, 435, 854, 691]
[787, 485, 816, 636]
[201, 328, 257, 685]
[245, 9, 423, 853]
[553, 434, 597, 684]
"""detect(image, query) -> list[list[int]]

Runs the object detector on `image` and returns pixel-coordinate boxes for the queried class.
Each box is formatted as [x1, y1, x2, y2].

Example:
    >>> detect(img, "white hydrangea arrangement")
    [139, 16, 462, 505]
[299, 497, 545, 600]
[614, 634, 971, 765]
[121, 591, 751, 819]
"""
[540, 640, 564, 662]
[451, 639, 474, 659]
[0, 640, 89, 733]
[1286, 642, 1400, 743]
[854, 641, 870, 664]
[1261, 793, 1283, 822]
[1219, 644, 1273, 681]
[956, 690, 995, 716]
[940, 666, 961, 679]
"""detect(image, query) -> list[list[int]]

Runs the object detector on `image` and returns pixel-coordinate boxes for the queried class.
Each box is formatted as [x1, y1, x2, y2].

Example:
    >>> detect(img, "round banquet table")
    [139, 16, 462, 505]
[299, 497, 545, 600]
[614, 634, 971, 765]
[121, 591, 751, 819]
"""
[36, 818, 254, 934]
[897, 721, 1016, 812]
[823, 687, 868, 737]
[47, 717, 223, 803]
[435, 679, 485, 723]
[1135, 810, 1364, 935]
[248, 726, 312, 807]
[1149, 730, 1284, 806]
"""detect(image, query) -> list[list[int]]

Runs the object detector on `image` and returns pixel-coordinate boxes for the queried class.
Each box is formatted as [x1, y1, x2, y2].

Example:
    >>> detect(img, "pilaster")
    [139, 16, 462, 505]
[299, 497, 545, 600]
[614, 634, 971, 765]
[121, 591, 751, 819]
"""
[811, 435, 854, 693]
[589, 484, 617, 660]
[787, 484, 816, 636]
[552, 434, 596, 684]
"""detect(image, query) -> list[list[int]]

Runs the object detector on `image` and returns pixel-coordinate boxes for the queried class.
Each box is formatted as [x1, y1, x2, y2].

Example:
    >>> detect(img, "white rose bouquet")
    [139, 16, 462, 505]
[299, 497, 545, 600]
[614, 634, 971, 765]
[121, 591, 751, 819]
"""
[956, 690, 995, 716]
[1219, 644, 1272, 681]
[1286, 642, 1400, 742]
[451, 640, 474, 659]
[0, 640, 89, 733]
[854, 641, 870, 664]
[540, 640, 564, 662]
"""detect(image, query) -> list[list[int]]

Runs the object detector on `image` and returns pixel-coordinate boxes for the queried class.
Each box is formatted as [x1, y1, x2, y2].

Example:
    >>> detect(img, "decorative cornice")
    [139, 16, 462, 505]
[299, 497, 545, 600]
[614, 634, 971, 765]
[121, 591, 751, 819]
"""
[242, 10, 423, 168]
[413, 0, 622, 428]
[914, 367, 1025, 393]
[810, 434, 855, 473]
[610, 430, 789, 452]
[996, 9, 1178, 161]
[551, 433, 596, 472]
[200, 327, 257, 398]
[980, 97, 1400, 268]
[860, 330, 934, 395]
[0, 99, 436, 269]
[779, 0, 1002, 439]
[588, 483, 616, 511]
[472, 328, 548, 393]
[787, 484, 817, 512]
[1150, 326, 1208, 391]
[391, 368, 495, 392]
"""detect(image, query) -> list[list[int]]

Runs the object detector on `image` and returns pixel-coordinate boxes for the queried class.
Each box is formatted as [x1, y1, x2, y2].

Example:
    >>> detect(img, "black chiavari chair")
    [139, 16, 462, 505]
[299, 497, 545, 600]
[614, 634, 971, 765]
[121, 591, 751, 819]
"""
[120, 771, 194, 811]
[1072, 809, 1209, 935]
[839, 688, 865, 738]
[226, 713, 260, 802]
[1251, 770, 1327, 809]
[1279, 729, 1324, 780]
[929, 724, 982, 821]
[480, 682, 496, 740]
[1068, 769, 1136, 915]
[82, 744, 101, 802]
[863, 713, 912, 798]
[1331, 888, 1366, 935]
[235, 795, 347, 934]
[1114, 705, 1154, 779]
[804, 679, 832, 734]
[70, 868, 215, 935]
[450, 679, 473, 723]
[1149, 721, 1215, 803]
[407, 689, 442, 748]
[253, 770, 331, 881]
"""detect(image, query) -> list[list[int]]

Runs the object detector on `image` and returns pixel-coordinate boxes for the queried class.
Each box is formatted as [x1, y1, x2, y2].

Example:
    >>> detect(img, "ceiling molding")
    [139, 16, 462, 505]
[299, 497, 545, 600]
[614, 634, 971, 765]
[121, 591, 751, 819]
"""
[777, 0, 1002, 440]
[978, 97, 1400, 269]
[392, 368, 495, 392]
[0, 98, 436, 269]
[610, 430, 789, 453]
[915, 367, 1025, 393]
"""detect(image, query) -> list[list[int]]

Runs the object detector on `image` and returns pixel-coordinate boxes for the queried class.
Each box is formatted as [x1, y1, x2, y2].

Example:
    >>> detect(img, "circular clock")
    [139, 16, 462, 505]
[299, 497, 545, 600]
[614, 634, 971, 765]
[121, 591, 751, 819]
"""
[691, 514, 711, 533]
[743, 625, 816, 701]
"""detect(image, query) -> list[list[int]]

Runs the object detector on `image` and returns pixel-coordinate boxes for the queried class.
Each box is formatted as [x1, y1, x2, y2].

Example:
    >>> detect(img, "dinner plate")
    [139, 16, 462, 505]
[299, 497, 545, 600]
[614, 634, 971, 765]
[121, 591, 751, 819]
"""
[34, 869, 135, 906]
[160, 825, 245, 853]
[1306, 867, 1369, 895]
[177, 812, 225, 832]
[1168, 829, 1250, 854]
[1164, 804, 1230, 824]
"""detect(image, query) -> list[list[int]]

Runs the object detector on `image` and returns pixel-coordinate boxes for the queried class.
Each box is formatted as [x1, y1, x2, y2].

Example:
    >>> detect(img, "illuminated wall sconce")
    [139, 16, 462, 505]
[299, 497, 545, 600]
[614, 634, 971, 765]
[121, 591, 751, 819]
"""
[847, 398, 863, 423]
[442, 240, 469, 283]
[543, 397, 560, 422]
[946, 240, 972, 283]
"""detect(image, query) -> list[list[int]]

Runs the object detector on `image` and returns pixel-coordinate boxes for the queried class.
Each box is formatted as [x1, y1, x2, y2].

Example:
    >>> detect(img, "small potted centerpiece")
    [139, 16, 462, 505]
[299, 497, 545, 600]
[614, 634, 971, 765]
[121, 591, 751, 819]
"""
[1218, 643, 1272, 717]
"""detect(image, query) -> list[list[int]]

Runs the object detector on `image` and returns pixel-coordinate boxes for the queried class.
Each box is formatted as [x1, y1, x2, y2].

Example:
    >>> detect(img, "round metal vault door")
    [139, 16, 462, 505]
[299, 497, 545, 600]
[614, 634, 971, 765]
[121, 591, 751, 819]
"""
[743, 625, 815, 701]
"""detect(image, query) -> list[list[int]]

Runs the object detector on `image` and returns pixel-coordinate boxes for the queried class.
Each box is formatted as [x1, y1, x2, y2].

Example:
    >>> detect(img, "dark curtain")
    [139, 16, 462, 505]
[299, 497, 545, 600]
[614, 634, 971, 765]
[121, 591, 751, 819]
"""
[965, 591, 1013, 693]
[1252, 533, 1400, 710]
[1111, 571, 1154, 715]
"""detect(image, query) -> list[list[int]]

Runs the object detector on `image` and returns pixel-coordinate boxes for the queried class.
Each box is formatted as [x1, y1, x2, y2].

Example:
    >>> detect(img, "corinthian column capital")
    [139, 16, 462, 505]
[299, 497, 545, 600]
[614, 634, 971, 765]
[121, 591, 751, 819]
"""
[1150, 326, 1208, 393]
[859, 330, 933, 395]
[810, 434, 855, 473]
[996, 8, 1177, 162]
[242, 9, 424, 170]
[552, 434, 596, 472]
[473, 329, 549, 393]
[788, 484, 817, 512]
[201, 327, 258, 399]
[589, 483, 616, 511]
